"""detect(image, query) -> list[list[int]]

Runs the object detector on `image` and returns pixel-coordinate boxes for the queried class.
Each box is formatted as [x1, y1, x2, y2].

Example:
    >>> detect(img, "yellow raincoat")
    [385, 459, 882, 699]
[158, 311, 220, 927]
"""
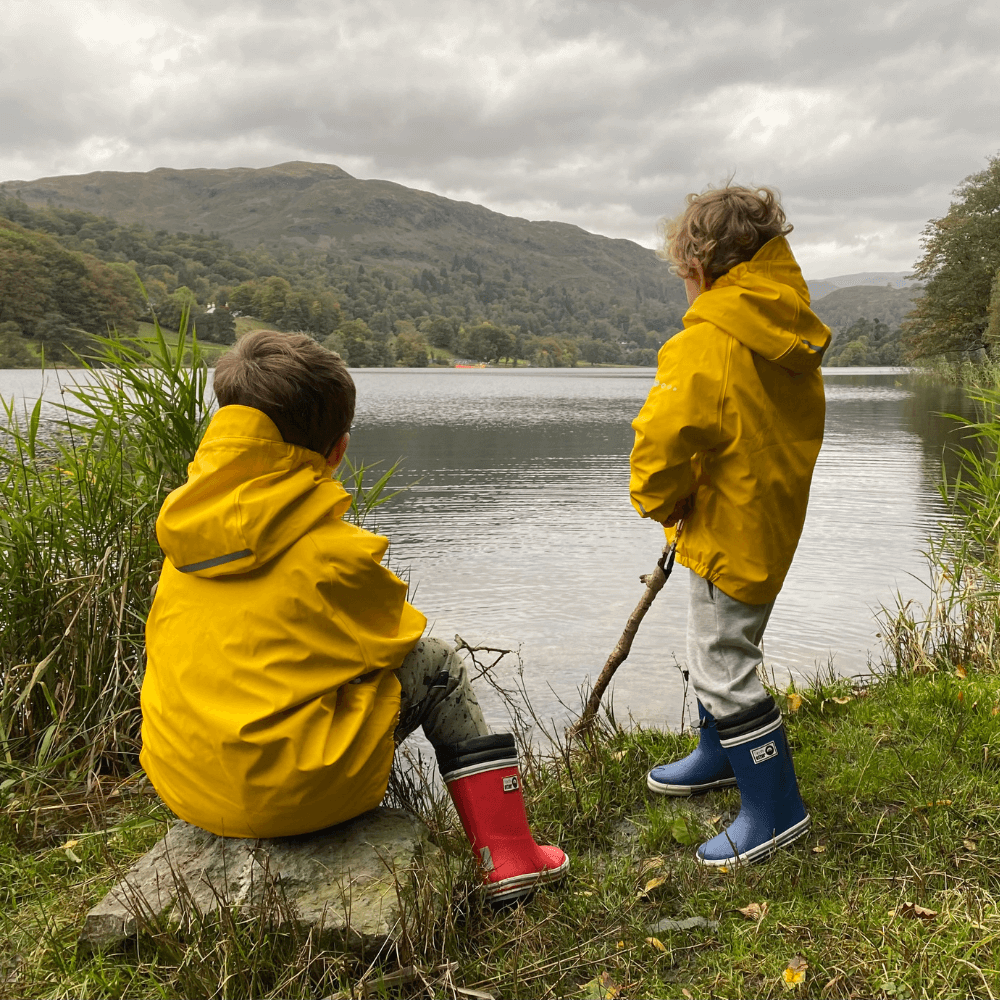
[630, 237, 831, 605]
[141, 405, 426, 838]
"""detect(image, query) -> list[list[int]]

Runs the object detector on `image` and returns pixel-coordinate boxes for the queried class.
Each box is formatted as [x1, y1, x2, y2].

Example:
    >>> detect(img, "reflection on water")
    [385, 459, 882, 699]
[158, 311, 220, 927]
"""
[0, 366, 977, 730]
[344, 367, 977, 728]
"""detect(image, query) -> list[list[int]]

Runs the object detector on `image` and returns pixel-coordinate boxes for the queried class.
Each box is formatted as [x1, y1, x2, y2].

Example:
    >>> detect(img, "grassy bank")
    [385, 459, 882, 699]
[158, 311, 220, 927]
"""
[3, 337, 1000, 998]
[3, 659, 1000, 998]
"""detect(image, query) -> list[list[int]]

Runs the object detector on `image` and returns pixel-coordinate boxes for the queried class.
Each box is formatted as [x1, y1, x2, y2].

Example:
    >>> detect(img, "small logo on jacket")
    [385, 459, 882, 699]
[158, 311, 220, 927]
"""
[503, 775, 519, 793]
[751, 741, 778, 764]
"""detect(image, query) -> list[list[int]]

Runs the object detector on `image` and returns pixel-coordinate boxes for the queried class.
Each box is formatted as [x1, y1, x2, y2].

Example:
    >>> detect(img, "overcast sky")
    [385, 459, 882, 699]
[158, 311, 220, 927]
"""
[3, 0, 998, 277]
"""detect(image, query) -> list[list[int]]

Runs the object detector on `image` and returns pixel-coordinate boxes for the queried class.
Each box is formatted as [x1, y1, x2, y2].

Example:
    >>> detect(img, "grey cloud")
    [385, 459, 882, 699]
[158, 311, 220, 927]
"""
[2, 0, 998, 272]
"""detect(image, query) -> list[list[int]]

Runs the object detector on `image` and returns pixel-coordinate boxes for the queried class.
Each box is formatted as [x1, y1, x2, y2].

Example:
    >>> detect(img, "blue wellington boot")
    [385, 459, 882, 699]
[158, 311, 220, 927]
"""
[647, 701, 737, 796]
[696, 696, 810, 866]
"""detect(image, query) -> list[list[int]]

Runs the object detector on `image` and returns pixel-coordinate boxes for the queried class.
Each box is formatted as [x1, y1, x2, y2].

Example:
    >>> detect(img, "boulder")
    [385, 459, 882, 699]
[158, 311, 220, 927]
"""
[79, 807, 446, 953]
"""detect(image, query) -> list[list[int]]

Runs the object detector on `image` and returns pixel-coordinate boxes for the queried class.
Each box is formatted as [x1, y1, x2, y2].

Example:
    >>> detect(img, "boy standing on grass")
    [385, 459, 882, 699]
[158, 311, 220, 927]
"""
[630, 185, 831, 866]
[139, 330, 567, 904]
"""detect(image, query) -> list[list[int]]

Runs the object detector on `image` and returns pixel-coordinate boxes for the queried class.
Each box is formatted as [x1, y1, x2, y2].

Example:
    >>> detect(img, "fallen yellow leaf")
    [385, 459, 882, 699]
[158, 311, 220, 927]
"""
[682, 991, 694, 999]
[710, 814, 722, 825]
[598, 971, 621, 998]
[581, 971, 620, 999]
[645, 936, 666, 952]
[831, 695, 852, 705]
[639, 856, 666, 875]
[641, 876, 667, 896]
[896, 901, 938, 921]
[992, 704, 999, 717]
[737, 901, 768, 921]
[613, 750, 627, 761]
[616, 940, 624, 949]
[782, 955, 808, 988]
[956, 664, 967, 678]
[811, 844, 827, 854]
[963, 839, 977, 851]
[58, 839, 80, 851]
[787, 693, 803, 713]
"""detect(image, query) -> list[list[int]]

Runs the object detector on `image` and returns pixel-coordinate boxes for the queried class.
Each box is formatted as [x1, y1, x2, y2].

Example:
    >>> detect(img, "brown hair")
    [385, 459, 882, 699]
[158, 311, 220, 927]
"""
[658, 184, 793, 283]
[213, 330, 355, 456]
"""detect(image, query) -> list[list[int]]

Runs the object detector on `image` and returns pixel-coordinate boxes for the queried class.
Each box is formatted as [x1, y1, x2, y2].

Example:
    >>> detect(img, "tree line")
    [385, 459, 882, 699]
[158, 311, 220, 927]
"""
[0, 197, 684, 368]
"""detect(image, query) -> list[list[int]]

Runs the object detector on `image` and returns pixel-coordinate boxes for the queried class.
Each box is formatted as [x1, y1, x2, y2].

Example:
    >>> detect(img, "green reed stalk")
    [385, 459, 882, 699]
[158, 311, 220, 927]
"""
[882, 374, 1000, 674]
[0, 314, 208, 778]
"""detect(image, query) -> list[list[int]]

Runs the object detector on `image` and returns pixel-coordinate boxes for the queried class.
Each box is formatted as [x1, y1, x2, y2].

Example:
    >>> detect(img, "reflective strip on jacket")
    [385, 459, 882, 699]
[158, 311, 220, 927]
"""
[629, 236, 830, 605]
[141, 405, 426, 838]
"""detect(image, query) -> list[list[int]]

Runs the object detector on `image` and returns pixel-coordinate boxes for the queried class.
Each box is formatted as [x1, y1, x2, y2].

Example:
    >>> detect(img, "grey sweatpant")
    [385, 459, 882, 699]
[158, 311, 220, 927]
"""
[394, 637, 489, 747]
[686, 571, 775, 719]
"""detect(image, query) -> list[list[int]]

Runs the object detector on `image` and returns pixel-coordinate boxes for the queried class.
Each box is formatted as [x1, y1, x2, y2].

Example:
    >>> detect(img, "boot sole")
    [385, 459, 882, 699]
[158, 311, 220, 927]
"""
[647, 773, 738, 796]
[485, 854, 571, 904]
[696, 814, 811, 867]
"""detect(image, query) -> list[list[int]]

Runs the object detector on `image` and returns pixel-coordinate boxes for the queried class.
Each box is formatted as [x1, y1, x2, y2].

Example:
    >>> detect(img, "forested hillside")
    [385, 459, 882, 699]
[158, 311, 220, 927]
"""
[812, 285, 919, 332]
[812, 284, 919, 366]
[0, 162, 689, 368]
[0, 218, 145, 366]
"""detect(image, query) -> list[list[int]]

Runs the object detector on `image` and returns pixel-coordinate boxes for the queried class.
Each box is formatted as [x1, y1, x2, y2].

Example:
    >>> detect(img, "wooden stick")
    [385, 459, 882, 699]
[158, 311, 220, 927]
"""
[569, 522, 684, 737]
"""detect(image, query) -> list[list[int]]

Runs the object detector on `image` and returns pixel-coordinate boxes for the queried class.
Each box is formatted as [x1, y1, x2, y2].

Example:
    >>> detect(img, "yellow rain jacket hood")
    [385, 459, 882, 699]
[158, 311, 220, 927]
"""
[141, 405, 426, 838]
[630, 237, 830, 604]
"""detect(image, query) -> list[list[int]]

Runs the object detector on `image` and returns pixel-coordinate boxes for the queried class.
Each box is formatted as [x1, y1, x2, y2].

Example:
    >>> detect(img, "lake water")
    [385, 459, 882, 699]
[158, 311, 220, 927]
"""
[0, 366, 974, 731]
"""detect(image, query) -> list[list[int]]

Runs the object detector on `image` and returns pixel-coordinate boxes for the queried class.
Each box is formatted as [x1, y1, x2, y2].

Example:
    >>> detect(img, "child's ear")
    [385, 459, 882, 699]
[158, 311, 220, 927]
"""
[691, 258, 710, 291]
[326, 432, 350, 470]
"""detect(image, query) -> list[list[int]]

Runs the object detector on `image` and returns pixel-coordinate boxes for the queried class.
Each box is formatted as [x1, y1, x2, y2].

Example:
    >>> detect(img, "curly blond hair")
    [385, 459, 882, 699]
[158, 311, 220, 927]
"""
[658, 184, 793, 283]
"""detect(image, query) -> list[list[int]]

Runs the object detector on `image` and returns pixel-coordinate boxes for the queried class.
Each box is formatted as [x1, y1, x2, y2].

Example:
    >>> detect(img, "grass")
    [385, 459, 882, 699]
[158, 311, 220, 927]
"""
[2, 339, 1000, 997]
[3, 661, 1000, 998]
[134, 316, 278, 366]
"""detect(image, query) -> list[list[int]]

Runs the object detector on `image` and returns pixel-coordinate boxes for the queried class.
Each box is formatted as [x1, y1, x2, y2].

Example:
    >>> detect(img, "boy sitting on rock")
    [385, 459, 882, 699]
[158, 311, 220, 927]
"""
[140, 330, 567, 903]
[630, 184, 830, 866]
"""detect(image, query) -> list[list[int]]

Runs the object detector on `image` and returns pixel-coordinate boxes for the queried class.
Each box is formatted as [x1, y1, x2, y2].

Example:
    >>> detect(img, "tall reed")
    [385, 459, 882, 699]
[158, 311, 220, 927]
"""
[882, 371, 1000, 674]
[0, 321, 210, 778]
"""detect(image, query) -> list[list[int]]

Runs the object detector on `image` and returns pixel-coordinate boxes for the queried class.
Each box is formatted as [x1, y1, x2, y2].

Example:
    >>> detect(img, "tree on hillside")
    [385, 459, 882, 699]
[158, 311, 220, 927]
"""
[420, 314, 459, 350]
[324, 319, 394, 367]
[0, 321, 35, 367]
[579, 338, 625, 365]
[460, 321, 517, 364]
[35, 312, 95, 364]
[904, 154, 1000, 359]
[0, 220, 140, 358]
[395, 324, 430, 367]
[985, 268, 1000, 356]
[824, 317, 904, 366]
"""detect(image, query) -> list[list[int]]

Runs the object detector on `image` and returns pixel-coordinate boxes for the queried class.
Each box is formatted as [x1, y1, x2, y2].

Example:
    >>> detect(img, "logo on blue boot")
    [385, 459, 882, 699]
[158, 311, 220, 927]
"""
[750, 741, 777, 764]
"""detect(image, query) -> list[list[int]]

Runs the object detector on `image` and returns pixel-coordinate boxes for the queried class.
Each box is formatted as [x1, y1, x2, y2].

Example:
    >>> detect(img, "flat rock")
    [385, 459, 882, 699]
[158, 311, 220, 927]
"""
[79, 807, 446, 953]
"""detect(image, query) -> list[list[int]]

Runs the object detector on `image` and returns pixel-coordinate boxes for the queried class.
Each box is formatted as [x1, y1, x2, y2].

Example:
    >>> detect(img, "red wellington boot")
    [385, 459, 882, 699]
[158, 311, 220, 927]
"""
[436, 733, 569, 903]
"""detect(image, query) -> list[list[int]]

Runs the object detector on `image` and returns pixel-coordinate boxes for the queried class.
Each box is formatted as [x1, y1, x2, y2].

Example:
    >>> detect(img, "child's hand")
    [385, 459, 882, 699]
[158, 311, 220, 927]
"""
[663, 494, 695, 527]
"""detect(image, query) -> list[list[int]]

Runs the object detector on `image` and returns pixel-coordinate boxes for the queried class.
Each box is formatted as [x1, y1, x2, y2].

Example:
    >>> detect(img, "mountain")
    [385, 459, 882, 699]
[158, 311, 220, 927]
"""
[0, 161, 686, 311]
[811, 284, 921, 333]
[806, 279, 839, 300]
[808, 271, 920, 301]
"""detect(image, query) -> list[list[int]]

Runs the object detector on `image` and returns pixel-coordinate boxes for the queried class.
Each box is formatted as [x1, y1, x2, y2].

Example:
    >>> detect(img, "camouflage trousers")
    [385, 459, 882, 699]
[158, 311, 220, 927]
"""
[394, 637, 489, 748]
